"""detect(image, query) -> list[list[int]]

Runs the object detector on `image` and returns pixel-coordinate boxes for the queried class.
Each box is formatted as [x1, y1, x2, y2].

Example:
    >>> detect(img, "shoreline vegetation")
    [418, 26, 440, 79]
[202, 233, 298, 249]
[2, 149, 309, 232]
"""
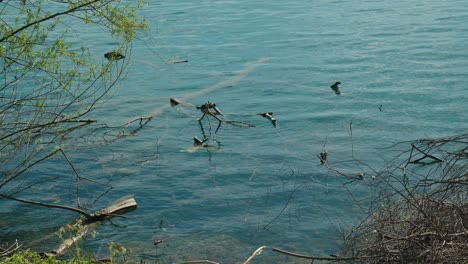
[1, 0, 147, 262]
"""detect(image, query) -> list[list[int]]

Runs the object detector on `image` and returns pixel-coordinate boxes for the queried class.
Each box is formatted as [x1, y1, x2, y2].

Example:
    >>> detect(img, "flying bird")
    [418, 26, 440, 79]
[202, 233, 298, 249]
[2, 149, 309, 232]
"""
[258, 112, 277, 127]
[104, 51, 125, 61]
[330, 81, 341, 95]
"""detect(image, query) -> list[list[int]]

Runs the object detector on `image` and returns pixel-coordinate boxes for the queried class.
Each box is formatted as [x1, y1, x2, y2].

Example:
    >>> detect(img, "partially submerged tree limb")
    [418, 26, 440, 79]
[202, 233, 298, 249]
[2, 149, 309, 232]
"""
[272, 247, 375, 261]
[0, 240, 21, 257]
[48, 196, 137, 257]
[86, 195, 138, 223]
[178, 246, 266, 264]
[51, 222, 100, 256]
[339, 134, 467, 263]
[180, 261, 220, 264]
[242, 246, 266, 264]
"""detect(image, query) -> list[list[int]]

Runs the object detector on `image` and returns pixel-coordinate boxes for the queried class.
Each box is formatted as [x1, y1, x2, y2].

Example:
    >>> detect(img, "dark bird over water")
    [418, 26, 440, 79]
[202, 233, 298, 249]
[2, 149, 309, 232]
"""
[193, 136, 204, 146]
[104, 51, 125, 61]
[319, 150, 327, 165]
[258, 112, 277, 127]
[330, 81, 341, 95]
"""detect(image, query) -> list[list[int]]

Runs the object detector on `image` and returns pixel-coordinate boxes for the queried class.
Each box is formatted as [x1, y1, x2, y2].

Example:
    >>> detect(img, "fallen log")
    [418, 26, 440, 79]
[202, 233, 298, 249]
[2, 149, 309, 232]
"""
[48, 196, 137, 257]
[51, 222, 100, 256]
[85, 195, 137, 223]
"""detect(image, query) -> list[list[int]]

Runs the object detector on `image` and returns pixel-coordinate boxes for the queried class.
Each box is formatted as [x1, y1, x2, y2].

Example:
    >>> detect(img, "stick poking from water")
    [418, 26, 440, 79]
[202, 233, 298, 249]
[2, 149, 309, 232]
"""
[243, 246, 267, 264]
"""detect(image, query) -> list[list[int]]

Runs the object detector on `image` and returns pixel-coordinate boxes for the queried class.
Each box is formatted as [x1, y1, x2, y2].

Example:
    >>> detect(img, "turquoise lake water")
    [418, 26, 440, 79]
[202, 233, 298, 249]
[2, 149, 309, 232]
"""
[1, 0, 467, 262]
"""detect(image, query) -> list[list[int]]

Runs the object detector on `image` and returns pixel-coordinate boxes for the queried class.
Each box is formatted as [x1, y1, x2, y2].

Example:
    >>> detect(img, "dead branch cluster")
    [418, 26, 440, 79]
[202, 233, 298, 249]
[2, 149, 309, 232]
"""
[340, 134, 468, 264]
[0, 240, 21, 258]
[342, 196, 467, 263]
[169, 97, 275, 148]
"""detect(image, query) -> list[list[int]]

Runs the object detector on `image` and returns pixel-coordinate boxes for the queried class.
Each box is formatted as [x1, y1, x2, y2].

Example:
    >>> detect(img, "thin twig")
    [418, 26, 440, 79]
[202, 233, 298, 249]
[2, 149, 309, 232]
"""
[272, 247, 377, 261]
[264, 166, 296, 230]
[0, 240, 22, 257]
[179, 261, 220, 264]
[0, 193, 91, 217]
[243, 246, 267, 264]
[0, 0, 102, 43]
[410, 144, 444, 163]
[0, 148, 61, 189]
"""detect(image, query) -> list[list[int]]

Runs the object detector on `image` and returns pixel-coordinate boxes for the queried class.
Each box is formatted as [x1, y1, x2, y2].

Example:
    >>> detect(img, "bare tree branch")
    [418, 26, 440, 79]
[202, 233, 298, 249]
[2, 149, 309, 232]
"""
[0, 193, 91, 217]
[0, 0, 101, 43]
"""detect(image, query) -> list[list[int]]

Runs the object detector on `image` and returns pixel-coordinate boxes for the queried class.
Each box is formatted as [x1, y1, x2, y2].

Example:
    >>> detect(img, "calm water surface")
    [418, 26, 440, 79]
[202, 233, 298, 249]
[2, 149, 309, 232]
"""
[2, 0, 467, 262]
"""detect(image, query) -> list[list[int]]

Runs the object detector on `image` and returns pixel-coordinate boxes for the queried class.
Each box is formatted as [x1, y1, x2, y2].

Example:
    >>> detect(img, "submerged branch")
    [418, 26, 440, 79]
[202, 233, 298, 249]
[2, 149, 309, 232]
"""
[0, 240, 22, 257]
[243, 246, 266, 264]
[49, 196, 137, 256]
[180, 261, 220, 264]
[272, 247, 378, 261]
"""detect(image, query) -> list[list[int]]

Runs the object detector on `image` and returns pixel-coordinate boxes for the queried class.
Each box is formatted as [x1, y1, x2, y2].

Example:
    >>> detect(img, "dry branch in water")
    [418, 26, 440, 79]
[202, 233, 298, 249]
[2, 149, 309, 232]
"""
[180, 261, 220, 264]
[242, 246, 267, 264]
[272, 247, 377, 261]
[178, 246, 266, 264]
[47, 196, 137, 257]
[338, 134, 468, 263]
[0, 240, 21, 257]
[279, 134, 467, 263]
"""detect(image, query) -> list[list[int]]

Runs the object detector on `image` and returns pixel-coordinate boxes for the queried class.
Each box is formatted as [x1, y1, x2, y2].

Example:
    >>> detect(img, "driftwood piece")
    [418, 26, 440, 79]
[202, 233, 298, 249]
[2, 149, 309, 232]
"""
[179, 246, 266, 264]
[180, 261, 220, 264]
[50, 196, 137, 256]
[51, 222, 100, 256]
[86, 195, 137, 222]
[243, 246, 266, 264]
[272, 247, 373, 261]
